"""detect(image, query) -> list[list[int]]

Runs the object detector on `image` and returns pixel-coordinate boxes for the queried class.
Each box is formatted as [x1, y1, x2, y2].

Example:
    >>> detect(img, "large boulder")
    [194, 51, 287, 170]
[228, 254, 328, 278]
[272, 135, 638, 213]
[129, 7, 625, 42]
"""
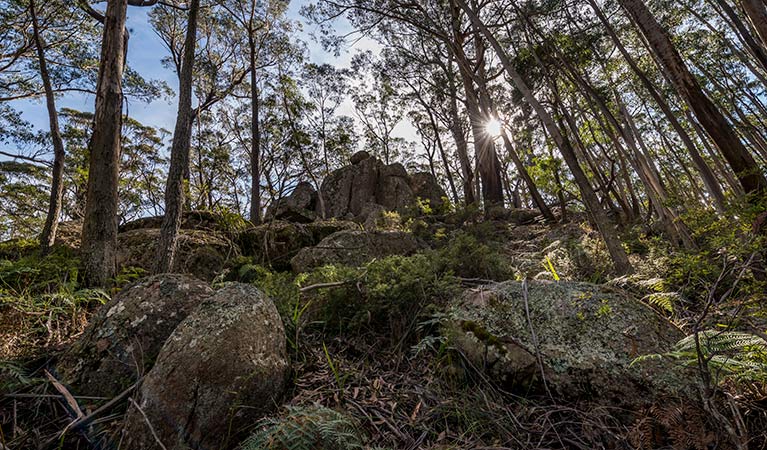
[118, 210, 227, 233]
[318, 153, 444, 220]
[56, 275, 214, 398]
[116, 228, 239, 280]
[409, 172, 448, 212]
[237, 220, 358, 270]
[448, 281, 691, 410]
[266, 181, 318, 223]
[290, 230, 422, 272]
[121, 283, 288, 450]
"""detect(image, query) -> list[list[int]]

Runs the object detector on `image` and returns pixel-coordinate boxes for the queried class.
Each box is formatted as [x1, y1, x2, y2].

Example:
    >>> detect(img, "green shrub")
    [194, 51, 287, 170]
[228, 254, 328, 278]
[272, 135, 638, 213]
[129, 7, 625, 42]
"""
[432, 232, 512, 281]
[0, 238, 39, 261]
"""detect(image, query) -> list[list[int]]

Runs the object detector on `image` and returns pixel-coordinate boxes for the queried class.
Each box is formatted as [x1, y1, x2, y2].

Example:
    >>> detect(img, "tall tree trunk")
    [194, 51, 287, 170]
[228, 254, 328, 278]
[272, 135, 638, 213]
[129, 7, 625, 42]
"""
[249, 36, 262, 224]
[501, 129, 556, 221]
[741, 0, 767, 51]
[455, 0, 632, 274]
[31, 0, 66, 254]
[81, 0, 127, 286]
[616, 0, 767, 197]
[446, 68, 476, 205]
[154, 0, 200, 274]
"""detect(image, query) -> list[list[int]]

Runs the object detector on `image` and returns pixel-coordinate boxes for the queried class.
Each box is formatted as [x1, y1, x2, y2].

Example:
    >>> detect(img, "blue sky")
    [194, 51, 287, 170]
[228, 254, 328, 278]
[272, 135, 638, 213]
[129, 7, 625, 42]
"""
[9, 0, 413, 146]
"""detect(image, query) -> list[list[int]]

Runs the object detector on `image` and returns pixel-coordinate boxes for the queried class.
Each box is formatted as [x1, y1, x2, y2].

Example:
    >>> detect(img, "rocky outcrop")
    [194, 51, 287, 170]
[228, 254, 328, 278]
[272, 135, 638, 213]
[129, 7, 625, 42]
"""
[265, 181, 319, 223]
[121, 283, 288, 450]
[118, 210, 227, 233]
[56, 275, 214, 398]
[317, 151, 447, 221]
[237, 220, 358, 270]
[116, 228, 238, 280]
[290, 230, 422, 272]
[447, 281, 691, 409]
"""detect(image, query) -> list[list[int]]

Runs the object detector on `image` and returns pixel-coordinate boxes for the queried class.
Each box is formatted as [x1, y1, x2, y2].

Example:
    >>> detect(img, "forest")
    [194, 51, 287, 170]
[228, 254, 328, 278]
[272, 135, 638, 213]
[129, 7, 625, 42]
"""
[1, 0, 767, 448]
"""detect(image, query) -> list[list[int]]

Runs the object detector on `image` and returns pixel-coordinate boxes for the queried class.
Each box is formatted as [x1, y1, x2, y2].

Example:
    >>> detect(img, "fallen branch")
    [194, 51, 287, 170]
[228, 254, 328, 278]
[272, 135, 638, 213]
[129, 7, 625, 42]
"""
[299, 281, 351, 293]
[44, 370, 84, 420]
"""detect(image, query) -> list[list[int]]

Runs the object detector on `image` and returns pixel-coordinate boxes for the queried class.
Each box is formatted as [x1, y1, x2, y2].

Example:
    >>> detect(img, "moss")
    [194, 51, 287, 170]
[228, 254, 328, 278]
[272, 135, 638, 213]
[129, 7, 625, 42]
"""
[460, 320, 507, 354]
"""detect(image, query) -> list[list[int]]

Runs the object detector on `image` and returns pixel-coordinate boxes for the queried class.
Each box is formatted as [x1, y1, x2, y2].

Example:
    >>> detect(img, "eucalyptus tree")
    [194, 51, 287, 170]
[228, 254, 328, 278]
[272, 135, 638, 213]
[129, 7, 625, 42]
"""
[615, 0, 767, 198]
[155, 0, 201, 275]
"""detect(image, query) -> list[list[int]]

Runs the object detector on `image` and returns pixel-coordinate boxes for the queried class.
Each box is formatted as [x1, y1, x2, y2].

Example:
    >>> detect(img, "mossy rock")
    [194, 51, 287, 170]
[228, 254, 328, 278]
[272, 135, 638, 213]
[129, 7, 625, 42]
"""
[56, 274, 214, 398]
[116, 228, 239, 281]
[447, 281, 693, 410]
[237, 220, 357, 270]
[121, 283, 288, 450]
[290, 230, 423, 273]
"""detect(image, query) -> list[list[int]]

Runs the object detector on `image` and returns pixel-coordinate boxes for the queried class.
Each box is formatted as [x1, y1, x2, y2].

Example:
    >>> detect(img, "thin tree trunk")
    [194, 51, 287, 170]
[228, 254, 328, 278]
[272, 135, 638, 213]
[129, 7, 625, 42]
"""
[588, 0, 728, 212]
[249, 36, 262, 224]
[81, 0, 127, 287]
[154, 0, 200, 274]
[501, 129, 555, 221]
[31, 0, 66, 254]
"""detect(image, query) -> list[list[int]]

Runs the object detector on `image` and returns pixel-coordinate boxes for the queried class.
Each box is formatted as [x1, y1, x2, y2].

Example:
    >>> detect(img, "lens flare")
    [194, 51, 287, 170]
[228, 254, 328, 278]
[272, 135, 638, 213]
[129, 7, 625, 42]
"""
[485, 118, 503, 138]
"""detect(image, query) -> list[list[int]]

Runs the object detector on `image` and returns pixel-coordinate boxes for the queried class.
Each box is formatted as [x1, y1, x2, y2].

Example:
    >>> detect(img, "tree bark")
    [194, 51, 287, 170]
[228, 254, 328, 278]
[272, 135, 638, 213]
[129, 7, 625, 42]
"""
[154, 0, 200, 274]
[81, 0, 127, 286]
[248, 35, 262, 224]
[741, 0, 767, 51]
[455, 0, 632, 274]
[617, 0, 767, 197]
[31, 0, 66, 254]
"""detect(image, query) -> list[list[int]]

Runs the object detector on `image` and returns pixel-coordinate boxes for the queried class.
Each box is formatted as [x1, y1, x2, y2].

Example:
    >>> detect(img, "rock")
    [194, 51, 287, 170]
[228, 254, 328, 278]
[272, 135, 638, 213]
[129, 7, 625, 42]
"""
[56, 275, 214, 398]
[236, 220, 357, 270]
[377, 163, 415, 214]
[360, 203, 388, 230]
[447, 281, 691, 409]
[409, 172, 448, 212]
[118, 210, 226, 233]
[350, 150, 371, 164]
[53, 220, 83, 250]
[321, 165, 356, 218]
[266, 182, 318, 223]
[121, 283, 288, 450]
[348, 156, 380, 216]
[291, 230, 422, 272]
[116, 229, 239, 281]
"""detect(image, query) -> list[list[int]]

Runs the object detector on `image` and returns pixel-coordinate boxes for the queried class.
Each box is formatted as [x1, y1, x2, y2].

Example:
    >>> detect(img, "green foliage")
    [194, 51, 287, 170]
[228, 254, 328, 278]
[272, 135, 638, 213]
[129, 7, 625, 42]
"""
[0, 238, 39, 261]
[634, 331, 767, 385]
[432, 232, 513, 281]
[0, 249, 80, 295]
[241, 405, 365, 450]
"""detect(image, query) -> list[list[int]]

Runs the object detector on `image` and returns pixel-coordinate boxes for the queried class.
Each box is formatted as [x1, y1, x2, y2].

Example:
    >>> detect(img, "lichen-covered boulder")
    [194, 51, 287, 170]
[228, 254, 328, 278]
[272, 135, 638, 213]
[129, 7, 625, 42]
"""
[56, 275, 214, 398]
[116, 228, 239, 280]
[448, 281, 691, 409]
[266, 181, 318, 223]
[121, 283, 288, 450]
[237, 220, 358, 270]
[290, 230, 422, 272]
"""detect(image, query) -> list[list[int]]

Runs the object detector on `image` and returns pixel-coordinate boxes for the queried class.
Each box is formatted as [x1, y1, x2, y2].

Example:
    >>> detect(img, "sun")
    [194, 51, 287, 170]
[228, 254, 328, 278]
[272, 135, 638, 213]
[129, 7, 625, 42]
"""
[485, 118, 503, 138]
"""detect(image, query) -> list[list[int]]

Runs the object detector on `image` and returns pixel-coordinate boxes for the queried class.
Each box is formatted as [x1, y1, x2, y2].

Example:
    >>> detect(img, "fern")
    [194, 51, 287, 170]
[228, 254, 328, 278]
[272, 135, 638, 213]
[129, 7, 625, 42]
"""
[642, 292, 680, 313]
[633, 330, 767, 384]
[240, 405, 365, 450]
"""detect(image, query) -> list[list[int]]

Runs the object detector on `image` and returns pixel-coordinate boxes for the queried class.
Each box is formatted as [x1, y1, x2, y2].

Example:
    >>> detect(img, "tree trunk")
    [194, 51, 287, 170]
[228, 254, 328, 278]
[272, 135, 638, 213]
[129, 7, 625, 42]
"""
[741, 0, 767, 51]
[588, 0, 728, 212]
[31, 0, 66, 254]
[154, 0, 200, 274]
[249, 36, 262, 224]
[455, 0, 632, 274]
[81, 0, 127, 287]
[617, 0, 767, 197]
[501, 129, 556, 221]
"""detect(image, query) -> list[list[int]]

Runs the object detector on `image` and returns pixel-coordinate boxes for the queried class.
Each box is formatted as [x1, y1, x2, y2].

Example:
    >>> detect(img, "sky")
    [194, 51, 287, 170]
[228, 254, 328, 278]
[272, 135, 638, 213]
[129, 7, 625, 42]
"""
[7, 0, 417, 152]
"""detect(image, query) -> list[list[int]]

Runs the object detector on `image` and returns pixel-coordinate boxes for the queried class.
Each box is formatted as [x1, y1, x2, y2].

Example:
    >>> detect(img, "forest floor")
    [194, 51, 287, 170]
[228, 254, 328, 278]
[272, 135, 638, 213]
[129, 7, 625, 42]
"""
[1, 213, 767, 449]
